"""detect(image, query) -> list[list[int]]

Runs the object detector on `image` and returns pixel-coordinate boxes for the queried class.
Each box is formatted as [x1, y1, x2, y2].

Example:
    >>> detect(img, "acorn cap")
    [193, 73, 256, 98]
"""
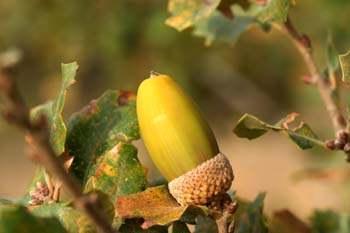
[168, 153, 234, 206]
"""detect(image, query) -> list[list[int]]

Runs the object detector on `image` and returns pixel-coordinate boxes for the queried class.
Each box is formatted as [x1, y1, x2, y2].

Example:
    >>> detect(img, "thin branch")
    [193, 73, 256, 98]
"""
[0, 60, 116, 233]
[215, 195, 238, 233]
[274, 17, 346, 135]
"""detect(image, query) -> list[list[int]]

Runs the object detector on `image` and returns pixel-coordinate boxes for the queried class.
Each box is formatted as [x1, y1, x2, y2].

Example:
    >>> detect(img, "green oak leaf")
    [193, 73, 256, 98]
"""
[257, 0, 292, 23]
[0, 205, 67, 233]
[235, 193, 268, 233]
[339, 49, 350, 83]
[194, 215, 218, 233]
[66, 90, 140, 185]
[193, 10, 254, 46]
[31, 62, 78, 156]
[84, 142, 147, 201]
[233, 113, 323, 150]
[166, 0, 221, 31]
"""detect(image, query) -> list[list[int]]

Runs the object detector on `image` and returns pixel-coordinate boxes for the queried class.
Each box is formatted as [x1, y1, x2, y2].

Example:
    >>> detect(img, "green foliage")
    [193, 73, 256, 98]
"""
[166, 0, 221, 31]
[0, 199, 17, 208]
[341, 49, 350, 115]
[172, 221, 191, 233]
[29, 192, 114, 233]
[235, 193, 268, 233]
[194, 215, 218, 232]
[31, 62, 78, 156]
[326, 35, 339, 72]
[193, 10, 254, 46]
[233, 113, 323, 149]
[310, 210, 350, 233]
[66, 90, 140, 185]
[0, 206, 67, 233]
[257, 0, 292, 23]
[166, 0, 293, 45]
[339, 49, 350, 82]
[84, 142, 147, 201]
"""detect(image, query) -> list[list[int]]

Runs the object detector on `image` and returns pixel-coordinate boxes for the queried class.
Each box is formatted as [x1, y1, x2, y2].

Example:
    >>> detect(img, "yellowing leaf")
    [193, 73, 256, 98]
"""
[85, 142, 147, 201]
[116, 186, 188, 229]
[66, 90, 140, 184]
[166, 0, 221, 31]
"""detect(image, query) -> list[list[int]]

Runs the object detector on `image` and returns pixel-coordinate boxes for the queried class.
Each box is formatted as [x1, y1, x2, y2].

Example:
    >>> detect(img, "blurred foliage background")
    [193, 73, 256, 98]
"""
[0, 0, 349, 222]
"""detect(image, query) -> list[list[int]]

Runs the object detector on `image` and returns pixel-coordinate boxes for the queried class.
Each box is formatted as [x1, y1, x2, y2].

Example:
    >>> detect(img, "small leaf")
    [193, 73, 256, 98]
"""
[85, 142, 147, 201]
[194, 215, 218, 233]
[257, 0, 292, 23]
[233, 113, 323, 149]
[327, 34, 339, 71]
[66, 90, 139, 184]
[30, 62, 78, 156]
[233, 113, 281, 139]
[193, 10, 254, 46]
[166, 0, 221, 31]
[310, 210, 340, 233]
[116, 185, 188, 229]
[339, 49, 350, 83]
[0, 206, 67, 233]
[235, 193, 268, 233]
[0, 199, 17, 208]
[173, 221, 191, 233]
[285, 123, 319, 149]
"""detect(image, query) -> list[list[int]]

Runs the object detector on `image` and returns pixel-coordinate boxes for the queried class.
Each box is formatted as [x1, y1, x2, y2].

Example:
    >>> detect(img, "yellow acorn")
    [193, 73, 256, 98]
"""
[137, 72, 234, 206]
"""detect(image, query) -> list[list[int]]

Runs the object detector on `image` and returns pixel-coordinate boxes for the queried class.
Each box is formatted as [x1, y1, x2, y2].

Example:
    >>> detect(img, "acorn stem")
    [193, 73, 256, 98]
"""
[149, 70, 161, 78]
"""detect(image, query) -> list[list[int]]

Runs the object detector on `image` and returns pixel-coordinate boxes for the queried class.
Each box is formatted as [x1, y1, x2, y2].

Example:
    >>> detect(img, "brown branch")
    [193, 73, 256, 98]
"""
[214, 194, 238, 233]
[0, 58, 116, 233]
[274, 17, 346, 135]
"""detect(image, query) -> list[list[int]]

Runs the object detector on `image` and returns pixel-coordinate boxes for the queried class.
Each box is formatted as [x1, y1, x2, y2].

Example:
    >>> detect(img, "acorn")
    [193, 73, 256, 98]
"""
[137, 72, 234, 206]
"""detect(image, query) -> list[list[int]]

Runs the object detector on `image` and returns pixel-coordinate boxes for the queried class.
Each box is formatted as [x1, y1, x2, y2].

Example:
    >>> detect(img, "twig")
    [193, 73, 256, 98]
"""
[0, 60, 116, 233]
[214, 194, 238, 233]
[274, 17, 346, 135]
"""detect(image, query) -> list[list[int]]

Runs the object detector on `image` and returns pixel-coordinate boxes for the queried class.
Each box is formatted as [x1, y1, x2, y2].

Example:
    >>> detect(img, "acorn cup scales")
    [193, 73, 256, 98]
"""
[137, 72, 234, 206]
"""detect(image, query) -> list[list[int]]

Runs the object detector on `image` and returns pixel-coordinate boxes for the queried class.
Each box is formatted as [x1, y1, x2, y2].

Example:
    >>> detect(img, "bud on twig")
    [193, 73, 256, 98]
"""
[325, 140, 336, 150]
[343, 143, 350, 154]
[337, 130, 349, 143]
[334, 139, 345, 150]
